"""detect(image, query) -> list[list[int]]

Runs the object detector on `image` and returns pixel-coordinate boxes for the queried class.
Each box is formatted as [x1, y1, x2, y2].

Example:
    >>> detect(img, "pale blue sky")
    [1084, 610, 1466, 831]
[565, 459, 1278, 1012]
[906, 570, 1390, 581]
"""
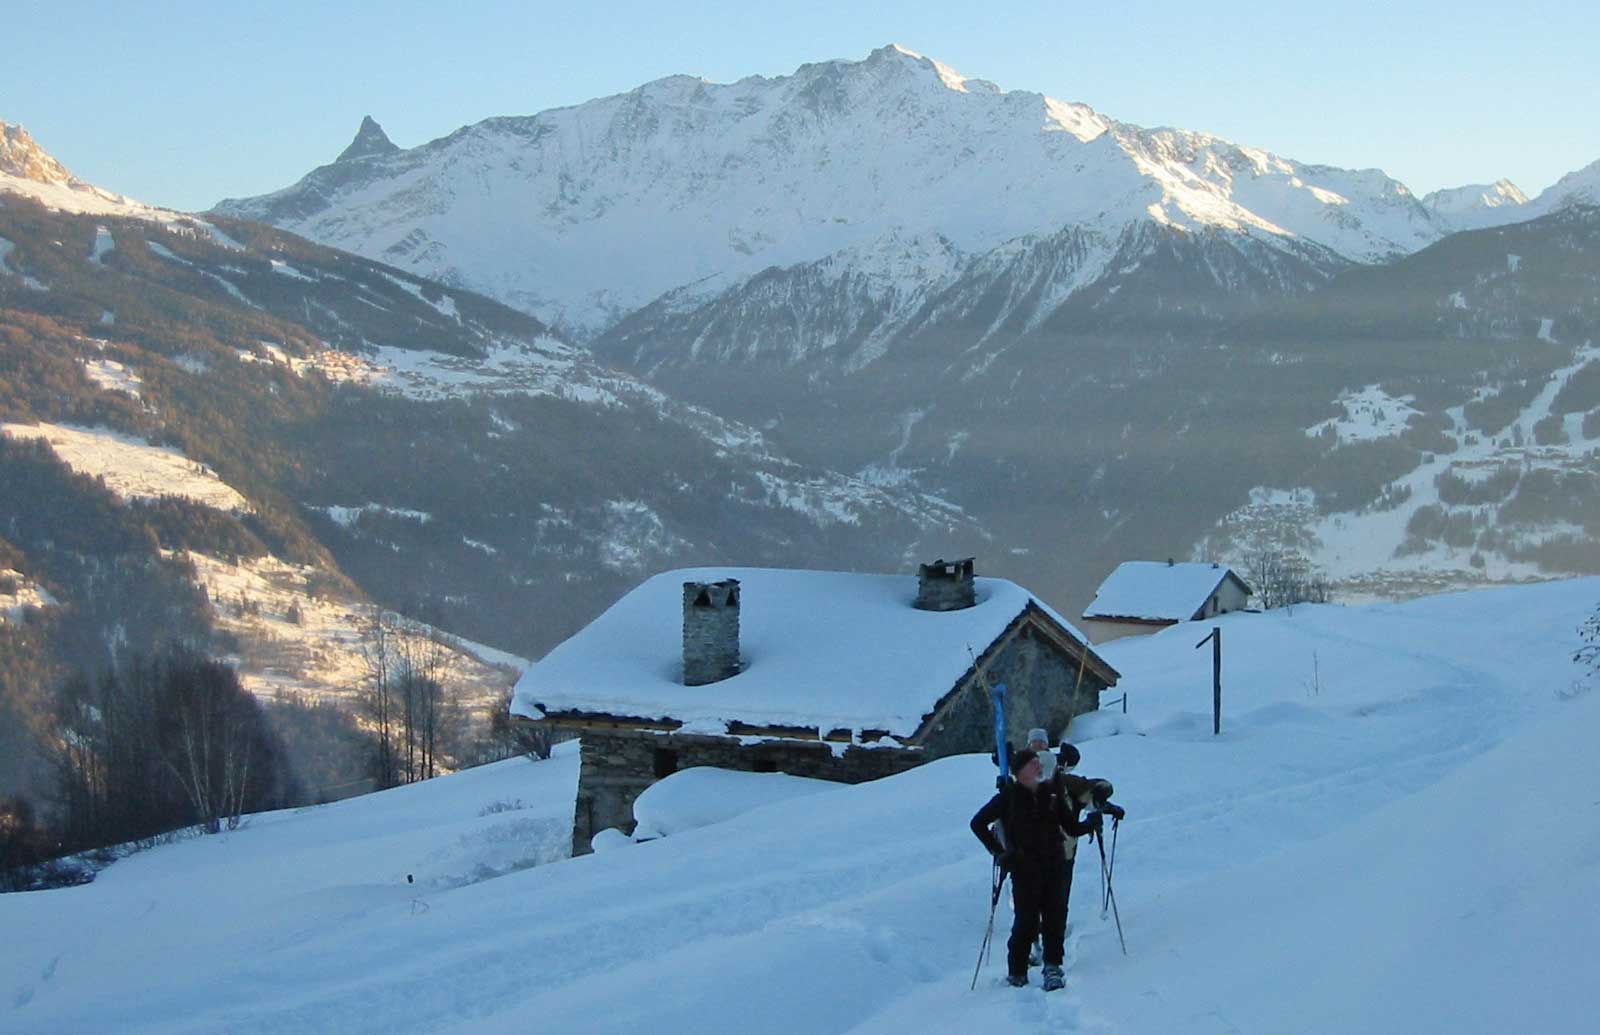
[7, 1, 1598, 212]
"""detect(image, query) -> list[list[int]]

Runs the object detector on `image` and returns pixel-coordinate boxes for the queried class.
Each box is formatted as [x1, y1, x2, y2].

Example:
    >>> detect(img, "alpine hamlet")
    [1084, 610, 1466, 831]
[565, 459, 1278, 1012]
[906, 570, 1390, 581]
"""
[510, 560, 1119, 854]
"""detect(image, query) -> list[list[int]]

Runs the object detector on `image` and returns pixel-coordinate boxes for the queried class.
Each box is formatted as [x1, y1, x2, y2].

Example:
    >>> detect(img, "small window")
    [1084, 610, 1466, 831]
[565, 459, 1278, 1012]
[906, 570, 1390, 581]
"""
[653, 748, 679, 778]
[753, 758, 777, 774]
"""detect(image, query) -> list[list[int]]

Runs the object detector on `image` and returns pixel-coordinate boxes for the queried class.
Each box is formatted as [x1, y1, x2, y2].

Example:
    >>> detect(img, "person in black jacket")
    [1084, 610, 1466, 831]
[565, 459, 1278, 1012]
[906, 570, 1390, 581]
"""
[969, 748, 1099, 990]
[1052, 742, 1126, 939]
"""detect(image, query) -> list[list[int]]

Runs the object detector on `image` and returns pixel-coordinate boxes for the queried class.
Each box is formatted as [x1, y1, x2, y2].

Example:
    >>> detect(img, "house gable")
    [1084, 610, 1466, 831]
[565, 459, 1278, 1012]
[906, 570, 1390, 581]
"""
[1084, 561, 1253, 624]
[912, 603, 1116, 757]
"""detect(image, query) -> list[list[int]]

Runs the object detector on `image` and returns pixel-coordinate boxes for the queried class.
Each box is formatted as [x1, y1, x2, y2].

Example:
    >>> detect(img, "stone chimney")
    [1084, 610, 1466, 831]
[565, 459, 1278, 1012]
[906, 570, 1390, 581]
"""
[914, 557, 976, 611]
[683, 578, 741, 685]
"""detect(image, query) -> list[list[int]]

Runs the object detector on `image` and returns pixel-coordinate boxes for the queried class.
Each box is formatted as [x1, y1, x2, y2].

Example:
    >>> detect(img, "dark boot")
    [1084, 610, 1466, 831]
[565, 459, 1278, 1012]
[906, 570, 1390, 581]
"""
[1006, 972, 1028, 988]
[1042, 964, 1065, 992]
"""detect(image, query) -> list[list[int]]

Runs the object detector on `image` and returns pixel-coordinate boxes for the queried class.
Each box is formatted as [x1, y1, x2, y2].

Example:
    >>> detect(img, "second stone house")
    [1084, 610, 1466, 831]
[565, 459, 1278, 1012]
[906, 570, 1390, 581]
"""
[511, 558, 1120, 855]
[1081, 560, 1254, 643]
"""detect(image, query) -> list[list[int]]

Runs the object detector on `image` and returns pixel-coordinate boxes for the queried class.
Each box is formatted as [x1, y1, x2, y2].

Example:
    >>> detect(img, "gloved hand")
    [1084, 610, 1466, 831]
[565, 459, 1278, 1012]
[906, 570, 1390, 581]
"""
[1085, 811, 1104, 833]
[1104, 803, 1126, 821]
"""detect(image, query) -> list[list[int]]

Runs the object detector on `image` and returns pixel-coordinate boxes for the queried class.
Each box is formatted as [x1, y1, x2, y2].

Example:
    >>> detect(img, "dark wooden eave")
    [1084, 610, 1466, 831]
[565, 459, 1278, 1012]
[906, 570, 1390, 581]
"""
[519, 708, 904, 746]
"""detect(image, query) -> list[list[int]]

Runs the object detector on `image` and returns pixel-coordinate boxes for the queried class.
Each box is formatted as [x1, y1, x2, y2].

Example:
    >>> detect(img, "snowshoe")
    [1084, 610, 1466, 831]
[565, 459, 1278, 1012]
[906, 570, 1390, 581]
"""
[1006, 972, 1029, 988]
[1042, 964, 1065, 992]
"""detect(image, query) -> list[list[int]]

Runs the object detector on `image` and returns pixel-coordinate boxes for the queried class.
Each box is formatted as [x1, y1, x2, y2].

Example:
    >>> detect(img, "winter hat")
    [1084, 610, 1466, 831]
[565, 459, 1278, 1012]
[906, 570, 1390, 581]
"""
[1009, 748, 1039, 776]
[1026, 727, 1049, 746]
[1057, 743, 1081, 768]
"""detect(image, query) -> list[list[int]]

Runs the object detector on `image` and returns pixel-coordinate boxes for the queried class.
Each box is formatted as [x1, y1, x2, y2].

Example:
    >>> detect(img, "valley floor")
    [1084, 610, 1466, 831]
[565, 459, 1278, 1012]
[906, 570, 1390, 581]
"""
[2, 580, 1597, 1034]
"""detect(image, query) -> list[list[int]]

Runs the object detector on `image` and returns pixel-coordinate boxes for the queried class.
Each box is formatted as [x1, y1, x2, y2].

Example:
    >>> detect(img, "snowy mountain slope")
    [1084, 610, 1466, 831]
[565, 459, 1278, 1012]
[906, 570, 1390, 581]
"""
[0, 421, 252, 512]
[601, 218, 1343, 386]
[1424, 178, 1531, 230]
[1202, 205, 1600, 599]
[204, 48, 1600, 610]
[1423, 159, 1600, 232]
[3, 579, 1594, 1034]
[0, 132, 986, 669]
[1530, 157, 1600, 215]
[216, 44, 1446, 336]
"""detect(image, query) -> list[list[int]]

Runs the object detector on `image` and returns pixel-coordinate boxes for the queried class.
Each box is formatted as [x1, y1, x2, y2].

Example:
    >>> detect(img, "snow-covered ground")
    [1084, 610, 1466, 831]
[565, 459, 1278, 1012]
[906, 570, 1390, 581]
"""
[0, 422, 251, 512]
[80, 356, 142, 397]
[3, 580, 1596, 1033]
[0, 569, 56, 623]
[186, 551, 521, 716]
[1303, 384, 1420, 445]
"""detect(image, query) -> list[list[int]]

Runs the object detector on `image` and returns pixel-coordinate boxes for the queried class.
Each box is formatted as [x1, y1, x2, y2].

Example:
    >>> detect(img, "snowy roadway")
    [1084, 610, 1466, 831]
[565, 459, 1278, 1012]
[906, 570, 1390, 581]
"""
[2, 580, 1597, 1033]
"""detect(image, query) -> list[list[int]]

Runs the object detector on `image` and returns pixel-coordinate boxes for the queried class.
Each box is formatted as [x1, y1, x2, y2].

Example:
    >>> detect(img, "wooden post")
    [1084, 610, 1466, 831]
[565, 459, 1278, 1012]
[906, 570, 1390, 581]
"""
[1195, 627, 1222, 735]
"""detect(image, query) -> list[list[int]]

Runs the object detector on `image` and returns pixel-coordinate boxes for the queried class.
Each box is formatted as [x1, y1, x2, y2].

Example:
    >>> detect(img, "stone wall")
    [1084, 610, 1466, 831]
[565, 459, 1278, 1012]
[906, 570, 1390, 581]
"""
[921, 622, 1108, 758]
[683, 579, 741, 685]
[914, 559, 976, 611]
[571, 729, 924, 855]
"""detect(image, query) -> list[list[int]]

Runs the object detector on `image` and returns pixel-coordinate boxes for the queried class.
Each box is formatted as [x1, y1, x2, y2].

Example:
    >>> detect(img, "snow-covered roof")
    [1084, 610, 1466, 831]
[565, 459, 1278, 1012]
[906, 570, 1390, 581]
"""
[1083, 562, 1250, 623]
[511, 567, 1106, 740]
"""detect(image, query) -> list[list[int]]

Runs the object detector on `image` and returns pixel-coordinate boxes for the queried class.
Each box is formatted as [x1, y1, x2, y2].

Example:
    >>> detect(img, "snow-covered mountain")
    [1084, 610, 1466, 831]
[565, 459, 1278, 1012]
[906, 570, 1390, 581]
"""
[1, 125, 984, 676]
[1532, 157, 1600, 214]
[1423, 159, 1600, 232]
[1423, 178, 1531, 230]
[216, 44, 1451, 336]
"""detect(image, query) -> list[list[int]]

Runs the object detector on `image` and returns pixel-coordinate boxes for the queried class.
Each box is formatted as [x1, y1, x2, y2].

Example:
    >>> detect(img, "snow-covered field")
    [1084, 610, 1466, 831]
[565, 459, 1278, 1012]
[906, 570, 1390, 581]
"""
[0, 569, 55, 623]
[3, 580, 1597, 1034]
[0, 421, 251, 512]
[186, 550, 522, 715]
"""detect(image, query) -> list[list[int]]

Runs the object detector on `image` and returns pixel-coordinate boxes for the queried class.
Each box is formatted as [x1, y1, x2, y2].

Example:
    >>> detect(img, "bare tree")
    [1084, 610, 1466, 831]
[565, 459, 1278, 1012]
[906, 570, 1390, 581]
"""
[358, 607, 401, 788]
[487, 688, 566, 761]
[360, 606, 464, 785]
[1242, 549, 1332, 612]
[157, 650, 263, 834]
[51, 646, 287, 850]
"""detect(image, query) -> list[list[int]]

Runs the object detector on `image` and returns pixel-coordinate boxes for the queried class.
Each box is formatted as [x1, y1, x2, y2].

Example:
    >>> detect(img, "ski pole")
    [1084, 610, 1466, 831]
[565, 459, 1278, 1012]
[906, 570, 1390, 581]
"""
[1095, 819, 1128, 955]
[971, 860, 1007, 990]
[1107, 815, 1120, 890]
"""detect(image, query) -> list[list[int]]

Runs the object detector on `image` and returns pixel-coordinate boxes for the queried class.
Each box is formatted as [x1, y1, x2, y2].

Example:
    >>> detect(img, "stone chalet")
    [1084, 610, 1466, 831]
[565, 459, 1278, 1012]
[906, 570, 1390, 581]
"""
[511, 559, 1120, 855]
[1081, 560, 1253, 644]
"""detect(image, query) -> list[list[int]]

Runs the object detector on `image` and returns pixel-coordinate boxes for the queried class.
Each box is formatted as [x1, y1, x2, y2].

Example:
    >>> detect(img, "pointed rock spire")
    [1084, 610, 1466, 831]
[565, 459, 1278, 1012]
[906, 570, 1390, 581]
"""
[335, 116, 399, 163]
[0, 122, 76, 185]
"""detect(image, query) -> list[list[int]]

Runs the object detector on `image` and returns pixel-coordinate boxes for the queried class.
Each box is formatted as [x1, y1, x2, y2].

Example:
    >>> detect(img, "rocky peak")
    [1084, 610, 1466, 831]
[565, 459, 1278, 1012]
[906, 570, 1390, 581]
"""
[0, 122, 75, 186]
[335, 116, 399, 163]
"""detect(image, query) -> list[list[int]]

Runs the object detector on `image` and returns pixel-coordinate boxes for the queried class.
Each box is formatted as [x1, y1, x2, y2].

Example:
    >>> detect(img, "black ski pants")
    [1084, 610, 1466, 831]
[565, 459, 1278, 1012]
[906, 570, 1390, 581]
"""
[1008, 859, 1067, 975]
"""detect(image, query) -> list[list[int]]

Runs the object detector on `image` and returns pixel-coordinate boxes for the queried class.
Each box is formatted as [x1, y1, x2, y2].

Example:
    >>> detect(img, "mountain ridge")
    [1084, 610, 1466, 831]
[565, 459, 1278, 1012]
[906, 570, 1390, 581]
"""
[214, 45, 1469, 336]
